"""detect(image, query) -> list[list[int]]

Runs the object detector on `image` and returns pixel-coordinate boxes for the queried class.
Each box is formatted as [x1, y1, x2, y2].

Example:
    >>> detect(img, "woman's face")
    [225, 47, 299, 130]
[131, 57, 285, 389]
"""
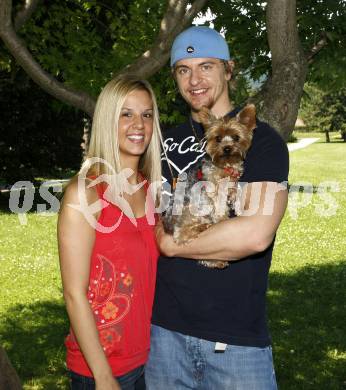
[118, 89, 154, 162]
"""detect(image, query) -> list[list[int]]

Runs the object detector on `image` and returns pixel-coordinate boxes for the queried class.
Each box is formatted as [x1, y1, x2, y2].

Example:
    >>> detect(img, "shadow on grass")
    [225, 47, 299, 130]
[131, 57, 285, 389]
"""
[0, 300, 69, 389]
[0, 263, 345, 389]
[268, 261, 346, 389]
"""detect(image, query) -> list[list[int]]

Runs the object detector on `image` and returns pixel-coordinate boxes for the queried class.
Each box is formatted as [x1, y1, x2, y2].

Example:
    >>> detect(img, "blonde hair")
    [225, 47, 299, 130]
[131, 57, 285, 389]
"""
[82, 75, 162, 203]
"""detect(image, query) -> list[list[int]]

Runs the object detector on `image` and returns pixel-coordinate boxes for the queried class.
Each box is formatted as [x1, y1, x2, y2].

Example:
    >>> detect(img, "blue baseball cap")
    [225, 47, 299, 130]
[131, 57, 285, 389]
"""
[170, 26, 231, 67]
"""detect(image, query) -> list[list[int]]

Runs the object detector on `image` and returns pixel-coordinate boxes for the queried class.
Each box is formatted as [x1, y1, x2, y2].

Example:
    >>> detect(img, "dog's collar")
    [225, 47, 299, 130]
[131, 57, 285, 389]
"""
[197, 169, 204, 180]
[224, 167, 241, 179]
[196, 166, 241, 180]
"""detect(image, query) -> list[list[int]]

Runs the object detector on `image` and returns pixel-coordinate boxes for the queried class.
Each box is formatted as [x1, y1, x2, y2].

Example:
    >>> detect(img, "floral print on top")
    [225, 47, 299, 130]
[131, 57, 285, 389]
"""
[65, 178, 159, 377]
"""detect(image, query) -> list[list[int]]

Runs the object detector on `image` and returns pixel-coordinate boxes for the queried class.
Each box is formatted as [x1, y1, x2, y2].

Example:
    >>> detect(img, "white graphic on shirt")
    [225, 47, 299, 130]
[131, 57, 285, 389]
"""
[161, 135, 207, 186]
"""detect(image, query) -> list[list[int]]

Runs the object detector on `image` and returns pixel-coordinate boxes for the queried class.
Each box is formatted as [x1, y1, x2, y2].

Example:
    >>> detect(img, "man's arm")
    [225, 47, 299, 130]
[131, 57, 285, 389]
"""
[156, 181, 288, 261]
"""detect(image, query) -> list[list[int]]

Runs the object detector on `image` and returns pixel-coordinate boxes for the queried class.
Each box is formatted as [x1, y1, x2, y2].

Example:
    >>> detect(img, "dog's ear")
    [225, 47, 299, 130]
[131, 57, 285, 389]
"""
[236, 104, 256, 131]
[198, 106, 217, 128]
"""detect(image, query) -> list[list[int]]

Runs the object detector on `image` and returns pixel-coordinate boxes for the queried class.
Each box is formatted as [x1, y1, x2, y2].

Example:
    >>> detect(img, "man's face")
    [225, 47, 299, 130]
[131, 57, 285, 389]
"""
[173, 57, 232, 113]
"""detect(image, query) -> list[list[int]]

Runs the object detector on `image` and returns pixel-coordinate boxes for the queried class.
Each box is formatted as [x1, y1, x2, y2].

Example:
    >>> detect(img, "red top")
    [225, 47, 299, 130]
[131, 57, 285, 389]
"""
[65, 179, 159, 377]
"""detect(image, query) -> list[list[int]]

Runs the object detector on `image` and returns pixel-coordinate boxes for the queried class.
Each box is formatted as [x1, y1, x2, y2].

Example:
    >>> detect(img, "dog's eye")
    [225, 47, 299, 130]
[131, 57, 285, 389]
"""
[233, 135, 240, 142]
[215, 136, 222, 143]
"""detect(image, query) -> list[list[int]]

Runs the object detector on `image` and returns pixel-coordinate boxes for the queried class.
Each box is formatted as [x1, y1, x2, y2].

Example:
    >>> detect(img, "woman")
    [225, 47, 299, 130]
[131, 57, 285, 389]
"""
[58, 76, 162, 390]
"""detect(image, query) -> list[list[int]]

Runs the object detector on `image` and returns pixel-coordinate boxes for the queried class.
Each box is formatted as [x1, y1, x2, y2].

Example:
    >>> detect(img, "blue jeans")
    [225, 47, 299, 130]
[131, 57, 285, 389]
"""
[69, 365, 145, 390]
[145, 325, 278, 390]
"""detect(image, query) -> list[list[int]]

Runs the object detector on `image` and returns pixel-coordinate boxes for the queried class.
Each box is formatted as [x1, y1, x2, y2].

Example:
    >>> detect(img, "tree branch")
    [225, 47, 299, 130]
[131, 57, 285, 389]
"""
[0, 0, 96, 117]
[0, 0, 208, 115]
[183, 0, 206, 24]
[14, 0, 41, 31]
[307, 32, 328, 63]
[121, 0, 208, 78]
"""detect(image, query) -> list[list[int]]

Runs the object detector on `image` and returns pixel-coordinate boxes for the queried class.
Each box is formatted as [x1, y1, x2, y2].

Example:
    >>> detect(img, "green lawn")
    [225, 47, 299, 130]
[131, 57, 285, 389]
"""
[0, 135, 345, 389]
[270, 134, 346, 388]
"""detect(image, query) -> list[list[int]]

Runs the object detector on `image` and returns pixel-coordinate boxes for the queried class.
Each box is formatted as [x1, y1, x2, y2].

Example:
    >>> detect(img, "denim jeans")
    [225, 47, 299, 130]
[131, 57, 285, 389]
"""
[145, 325, 278, 390]
[69, 365, 145, 390]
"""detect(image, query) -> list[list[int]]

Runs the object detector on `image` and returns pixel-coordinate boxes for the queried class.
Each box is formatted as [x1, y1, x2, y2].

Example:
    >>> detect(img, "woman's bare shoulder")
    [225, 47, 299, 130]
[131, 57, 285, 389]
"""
[60, 175, 100, 215]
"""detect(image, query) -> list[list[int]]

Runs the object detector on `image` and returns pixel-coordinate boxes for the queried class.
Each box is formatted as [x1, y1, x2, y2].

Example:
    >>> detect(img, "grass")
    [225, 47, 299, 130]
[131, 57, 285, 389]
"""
[0, 134, 345, 389]
[270, 136, 346, 389]
[0, 213, 69, 389]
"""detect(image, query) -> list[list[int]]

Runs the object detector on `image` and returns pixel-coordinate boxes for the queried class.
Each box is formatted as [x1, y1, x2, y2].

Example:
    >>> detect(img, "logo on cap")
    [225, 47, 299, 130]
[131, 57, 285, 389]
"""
[186, 46, 194, 53]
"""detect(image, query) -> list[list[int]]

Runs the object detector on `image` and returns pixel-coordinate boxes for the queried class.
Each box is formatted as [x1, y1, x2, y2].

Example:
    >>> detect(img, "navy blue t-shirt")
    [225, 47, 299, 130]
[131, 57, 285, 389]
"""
[152, 109, 289, 347]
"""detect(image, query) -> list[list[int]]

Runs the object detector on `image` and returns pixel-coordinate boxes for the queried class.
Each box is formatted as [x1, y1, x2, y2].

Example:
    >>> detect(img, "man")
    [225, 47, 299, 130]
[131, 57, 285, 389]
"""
[145, 26, 289, 390]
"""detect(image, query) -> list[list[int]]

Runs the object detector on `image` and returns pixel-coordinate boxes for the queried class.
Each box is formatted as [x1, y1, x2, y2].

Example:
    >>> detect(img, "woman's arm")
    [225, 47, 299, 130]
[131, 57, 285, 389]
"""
[156, 181, 288, 261]
[58, 178, 120, 390]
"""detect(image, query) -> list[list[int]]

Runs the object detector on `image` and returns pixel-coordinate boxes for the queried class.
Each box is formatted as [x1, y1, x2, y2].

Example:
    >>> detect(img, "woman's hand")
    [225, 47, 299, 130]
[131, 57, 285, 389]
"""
[95, 375, 121, 390]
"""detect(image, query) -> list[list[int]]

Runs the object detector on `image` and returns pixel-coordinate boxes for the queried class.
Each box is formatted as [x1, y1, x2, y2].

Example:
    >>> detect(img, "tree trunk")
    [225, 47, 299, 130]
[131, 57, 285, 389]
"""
[0, 346, 22, 390]
[341, 130, 346, 142]
[325, 129, 330, 143]
[251, 0, 308, 141]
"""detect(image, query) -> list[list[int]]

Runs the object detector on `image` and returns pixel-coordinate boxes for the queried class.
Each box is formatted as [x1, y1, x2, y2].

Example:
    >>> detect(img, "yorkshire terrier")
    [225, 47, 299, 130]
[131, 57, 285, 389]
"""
[162, 104, 256, 269]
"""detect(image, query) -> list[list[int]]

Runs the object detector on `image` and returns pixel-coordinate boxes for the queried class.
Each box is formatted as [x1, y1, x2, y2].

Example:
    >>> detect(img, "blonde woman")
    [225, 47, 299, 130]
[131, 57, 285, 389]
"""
[58, 76, 162, 390]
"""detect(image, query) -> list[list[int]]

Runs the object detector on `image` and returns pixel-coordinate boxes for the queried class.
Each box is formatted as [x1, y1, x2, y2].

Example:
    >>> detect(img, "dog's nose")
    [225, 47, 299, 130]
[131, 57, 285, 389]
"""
[223, 146, 231, 155]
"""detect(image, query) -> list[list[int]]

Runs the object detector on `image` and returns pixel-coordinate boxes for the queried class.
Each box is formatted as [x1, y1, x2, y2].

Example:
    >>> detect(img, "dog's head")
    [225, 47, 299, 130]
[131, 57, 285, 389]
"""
[198, 104, 256, 169]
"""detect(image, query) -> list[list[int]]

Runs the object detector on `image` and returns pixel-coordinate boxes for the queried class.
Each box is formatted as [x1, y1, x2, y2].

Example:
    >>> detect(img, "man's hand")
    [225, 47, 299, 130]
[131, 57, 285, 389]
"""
[155, 221, 180, 257]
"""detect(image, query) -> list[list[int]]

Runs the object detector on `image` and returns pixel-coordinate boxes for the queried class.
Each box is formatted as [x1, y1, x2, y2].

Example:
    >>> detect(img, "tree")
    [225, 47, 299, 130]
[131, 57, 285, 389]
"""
[300, 84, 346, 142]
[209, 0, 346, 140]
[0, 0, 207, 117]
[1, 0, 346, 140]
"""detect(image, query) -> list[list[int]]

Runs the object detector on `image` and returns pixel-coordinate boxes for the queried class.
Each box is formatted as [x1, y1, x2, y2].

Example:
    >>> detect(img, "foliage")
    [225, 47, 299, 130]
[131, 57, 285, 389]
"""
[208, 1, 269, 83]
[0, 70, 84, 184]
[208, 0, 346, 89]
[9, 0, 162, 94]
[297, 0, 346, 89]
[299, 83, 346, 141]
[2, 0, 184, 120]
[4, 0, 344, 119]
[1, 0, 346, 183]
[298, 84, 324, 131]
[287, 133, 297, 143]
[0, 139, 345, 389]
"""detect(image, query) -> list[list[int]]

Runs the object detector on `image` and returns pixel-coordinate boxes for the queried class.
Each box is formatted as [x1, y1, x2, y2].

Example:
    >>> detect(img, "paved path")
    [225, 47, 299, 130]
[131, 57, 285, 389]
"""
[288, 137, 319, 152]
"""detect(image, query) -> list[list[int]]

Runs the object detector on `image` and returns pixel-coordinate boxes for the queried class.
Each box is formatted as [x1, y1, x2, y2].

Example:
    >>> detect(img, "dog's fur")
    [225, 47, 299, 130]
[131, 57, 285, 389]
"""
[162, 104, 256, 269]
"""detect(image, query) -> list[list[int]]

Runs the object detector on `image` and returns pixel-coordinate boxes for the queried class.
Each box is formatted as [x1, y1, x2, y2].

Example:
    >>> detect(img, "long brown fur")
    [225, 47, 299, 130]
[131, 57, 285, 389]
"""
[162, 104, 256, 269]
